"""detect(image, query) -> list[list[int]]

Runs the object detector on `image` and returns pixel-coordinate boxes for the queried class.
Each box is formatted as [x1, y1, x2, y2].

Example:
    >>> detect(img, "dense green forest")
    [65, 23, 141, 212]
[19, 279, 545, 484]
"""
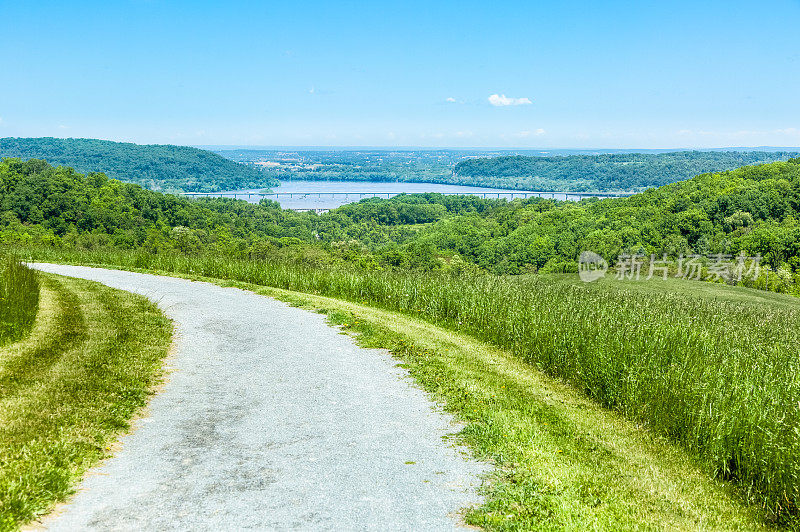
[453, 151, 798, 192]
[0, 137, 276, 192]
[2, 157, 799, 291]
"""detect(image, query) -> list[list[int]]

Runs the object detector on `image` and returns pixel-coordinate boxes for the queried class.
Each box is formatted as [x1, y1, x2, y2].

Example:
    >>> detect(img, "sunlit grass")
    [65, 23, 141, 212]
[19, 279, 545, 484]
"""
[21, 247, 800, 525]
[0, 258, 39, 347]
[0, 273, 172, 530]
[293, 288, 772, 530]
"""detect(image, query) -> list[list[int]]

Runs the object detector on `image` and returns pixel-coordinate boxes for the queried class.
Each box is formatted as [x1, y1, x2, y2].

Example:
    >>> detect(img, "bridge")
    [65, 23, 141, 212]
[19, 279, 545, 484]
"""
[181, 190, 635, 202]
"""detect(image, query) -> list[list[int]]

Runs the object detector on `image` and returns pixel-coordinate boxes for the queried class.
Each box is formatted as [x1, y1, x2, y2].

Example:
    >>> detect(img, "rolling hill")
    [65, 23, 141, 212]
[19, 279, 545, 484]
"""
[0, 137, 277, 192]
[453, 151, 800, 192]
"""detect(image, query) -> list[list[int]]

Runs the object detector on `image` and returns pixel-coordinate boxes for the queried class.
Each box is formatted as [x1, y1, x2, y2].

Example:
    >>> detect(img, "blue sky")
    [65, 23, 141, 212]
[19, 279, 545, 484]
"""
[1, 0, 799, 148]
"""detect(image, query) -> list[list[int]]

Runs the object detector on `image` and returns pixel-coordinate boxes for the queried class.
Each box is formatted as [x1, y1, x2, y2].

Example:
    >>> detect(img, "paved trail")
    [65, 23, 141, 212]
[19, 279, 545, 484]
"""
[31, 264, 485, 531]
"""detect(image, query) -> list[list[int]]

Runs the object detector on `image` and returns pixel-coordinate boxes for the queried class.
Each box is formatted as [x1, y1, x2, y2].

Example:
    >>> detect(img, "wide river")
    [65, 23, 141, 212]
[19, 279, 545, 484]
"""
[211, 181, 615, 210]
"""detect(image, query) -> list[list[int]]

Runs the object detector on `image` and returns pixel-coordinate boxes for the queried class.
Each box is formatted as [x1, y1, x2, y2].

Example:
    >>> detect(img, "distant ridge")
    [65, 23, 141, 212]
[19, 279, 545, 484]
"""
[0, 137, 277, 192]
[452, 150, 800, 192]
[199, 145, 800, 153]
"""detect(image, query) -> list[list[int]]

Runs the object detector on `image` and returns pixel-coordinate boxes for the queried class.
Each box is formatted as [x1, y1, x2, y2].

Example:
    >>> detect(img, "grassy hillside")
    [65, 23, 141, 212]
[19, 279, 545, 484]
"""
[453, 151, 799, 192]
[0, 137, 276, 192]
[0, 272, 171, 529]
[203, 274, 776, 530]
[0, 259, 39, 347]
[25, 248, 800, 527]
[3, 157, 800, 524]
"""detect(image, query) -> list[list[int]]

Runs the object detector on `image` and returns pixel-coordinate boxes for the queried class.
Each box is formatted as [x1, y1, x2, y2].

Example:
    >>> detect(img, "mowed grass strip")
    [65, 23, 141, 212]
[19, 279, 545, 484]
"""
[0, 274, 172, 530]
[215, 279, 773, 531]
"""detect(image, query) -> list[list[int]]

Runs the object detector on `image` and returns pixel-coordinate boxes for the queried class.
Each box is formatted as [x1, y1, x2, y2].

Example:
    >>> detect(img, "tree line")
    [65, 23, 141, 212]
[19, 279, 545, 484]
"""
[453, 151, 799, 192]
[0, 137, 276, 192]
[2, 156, 800, 291]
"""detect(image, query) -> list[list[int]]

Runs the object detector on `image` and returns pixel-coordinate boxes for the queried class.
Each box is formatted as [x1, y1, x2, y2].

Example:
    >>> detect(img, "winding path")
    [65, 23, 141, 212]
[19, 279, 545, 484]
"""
[30, 264, 485, 531]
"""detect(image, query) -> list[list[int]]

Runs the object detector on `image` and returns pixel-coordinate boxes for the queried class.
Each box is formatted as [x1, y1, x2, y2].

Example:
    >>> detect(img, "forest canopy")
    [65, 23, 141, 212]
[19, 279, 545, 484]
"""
[2, 156, 799, 290]
[0, 137, 277, 192]
[453, 151, 799, 192]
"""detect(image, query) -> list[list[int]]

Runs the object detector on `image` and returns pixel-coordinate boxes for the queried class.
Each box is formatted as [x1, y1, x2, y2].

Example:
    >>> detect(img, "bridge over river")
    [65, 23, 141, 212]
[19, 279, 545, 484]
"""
[181, 189, 635, 212]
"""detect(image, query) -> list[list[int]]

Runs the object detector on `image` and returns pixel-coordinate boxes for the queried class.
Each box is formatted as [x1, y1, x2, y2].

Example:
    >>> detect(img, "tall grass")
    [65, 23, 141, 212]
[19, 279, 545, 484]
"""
[25, 247, 800, 522]
[0, 258, 39, 346]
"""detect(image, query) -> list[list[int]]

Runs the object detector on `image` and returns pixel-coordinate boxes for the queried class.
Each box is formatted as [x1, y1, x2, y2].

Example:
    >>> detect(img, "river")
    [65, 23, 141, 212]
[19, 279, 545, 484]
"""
[208, 181, 623, 210]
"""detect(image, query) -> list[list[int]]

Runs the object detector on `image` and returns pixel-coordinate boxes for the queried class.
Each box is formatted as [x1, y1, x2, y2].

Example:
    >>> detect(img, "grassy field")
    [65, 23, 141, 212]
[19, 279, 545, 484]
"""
[293, 290, 780, 530]
[90, 271, 774, 530]
[0, 272, 172, 530]
[20, 248, 800, 527]
[0, 259, 39, 347]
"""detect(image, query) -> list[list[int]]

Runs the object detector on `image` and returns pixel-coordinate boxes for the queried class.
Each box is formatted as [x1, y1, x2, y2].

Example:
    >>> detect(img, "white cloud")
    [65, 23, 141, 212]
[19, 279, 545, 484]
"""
[488, 94, 532, 107]
[446, 97, 456, 103]
[308, 86, 333, 95]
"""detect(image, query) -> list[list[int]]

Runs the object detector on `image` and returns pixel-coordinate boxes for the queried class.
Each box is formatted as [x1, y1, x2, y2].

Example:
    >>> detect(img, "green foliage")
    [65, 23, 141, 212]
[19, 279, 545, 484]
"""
[0, 137, 277, 192]
[5, 154, 800, 522]
[334, 193, 502, 225]
[0, 158, 318, 251]
[416, 159, 800, 281]
[3, 157, 800, 292]
[24, 248, 800, 524]
[263, 285, 770, 529]
[0, 275, 171, 528]
[0, 258, 39, 346]
[454, 151, 798, 192]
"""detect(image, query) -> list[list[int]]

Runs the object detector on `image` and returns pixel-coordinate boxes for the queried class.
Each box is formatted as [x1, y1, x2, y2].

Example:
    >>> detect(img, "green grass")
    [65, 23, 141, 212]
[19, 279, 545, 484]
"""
[586, 273, 800, 310]
[18, 247, 800, 526]
[0, 273, 172, 531]
[160, 276, 776, 530]
[0, 259, 39, 347]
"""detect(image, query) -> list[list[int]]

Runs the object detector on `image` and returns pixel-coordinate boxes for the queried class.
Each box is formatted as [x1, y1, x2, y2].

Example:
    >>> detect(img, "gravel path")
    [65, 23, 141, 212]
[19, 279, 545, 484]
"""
[30, 264, 485, 531]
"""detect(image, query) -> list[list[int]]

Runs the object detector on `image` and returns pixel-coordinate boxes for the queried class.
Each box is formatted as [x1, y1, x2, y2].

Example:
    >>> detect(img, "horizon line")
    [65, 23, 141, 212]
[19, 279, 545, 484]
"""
[3, 136, 799, 153]
[193, 144, 800, 152]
